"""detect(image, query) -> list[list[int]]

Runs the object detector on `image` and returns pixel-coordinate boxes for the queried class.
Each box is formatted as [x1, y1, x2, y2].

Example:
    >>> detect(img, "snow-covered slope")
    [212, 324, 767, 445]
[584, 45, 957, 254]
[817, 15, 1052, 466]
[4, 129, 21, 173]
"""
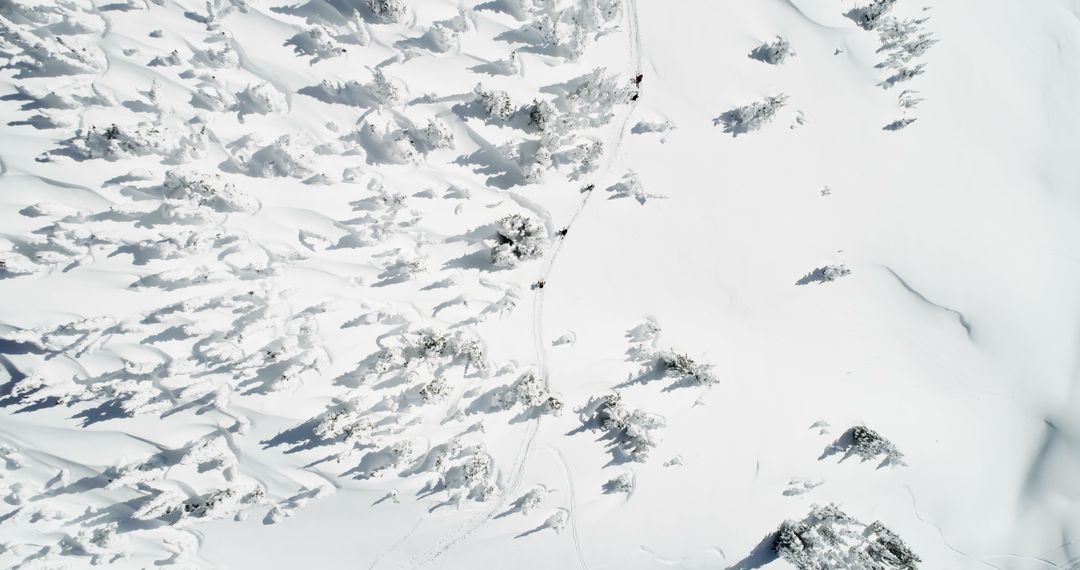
[2, 0, 1079, 568]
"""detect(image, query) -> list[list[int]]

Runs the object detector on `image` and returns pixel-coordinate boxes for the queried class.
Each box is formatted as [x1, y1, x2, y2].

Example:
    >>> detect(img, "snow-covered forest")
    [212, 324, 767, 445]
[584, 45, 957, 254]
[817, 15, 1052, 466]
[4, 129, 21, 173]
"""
[1, 0, 1079, 568]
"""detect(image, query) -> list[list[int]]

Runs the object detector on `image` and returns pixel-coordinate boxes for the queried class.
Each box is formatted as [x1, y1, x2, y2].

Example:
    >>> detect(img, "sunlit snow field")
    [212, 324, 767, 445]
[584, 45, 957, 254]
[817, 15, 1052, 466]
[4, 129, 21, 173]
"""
[1, 0, 1079, 568]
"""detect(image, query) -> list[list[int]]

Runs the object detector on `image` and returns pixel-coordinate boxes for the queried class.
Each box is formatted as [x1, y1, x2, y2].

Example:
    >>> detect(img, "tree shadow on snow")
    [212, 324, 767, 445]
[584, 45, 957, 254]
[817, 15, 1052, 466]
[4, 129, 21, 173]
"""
[453, 145, 528, 190]
[795, 267, 831, 286]
[726, 531, 779, 569]
[712, 110, 753, 137]
[271, 0, 382, 27]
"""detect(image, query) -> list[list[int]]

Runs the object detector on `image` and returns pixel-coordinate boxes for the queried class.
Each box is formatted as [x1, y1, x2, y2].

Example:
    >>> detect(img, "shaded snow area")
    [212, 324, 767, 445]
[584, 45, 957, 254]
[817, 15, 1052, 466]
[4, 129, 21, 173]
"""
[2, 0, 1080, 568]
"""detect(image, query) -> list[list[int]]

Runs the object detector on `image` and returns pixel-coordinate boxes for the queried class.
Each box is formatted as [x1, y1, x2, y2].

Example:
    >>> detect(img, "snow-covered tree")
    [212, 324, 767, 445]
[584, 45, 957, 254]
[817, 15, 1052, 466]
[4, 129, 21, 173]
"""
[605, 171, 664, 204]
[370, 69, 405, 106]
[490, 214, 546, 268]
[474, 84, 515, 121]
[827, 425, 906, 466]
[421, 23, 460, 52]
[604, 472, 634, 494]
[775, 504, 920, 570]
[286, 25, 347, 63]
[500, 372, 561, 415]
[717, 94, 788, 136]
[244, 135, 316, 178]
[418, 118, 455, 150]
[159, 170, 257, 214]
[848, 0, 898, 30]
[657, 349, 718, 386]
[379, 252, 427, 282]
[368, 0, 406, 23]
[751, 36, 795, 64]
[66, 122, 175, 160]
[527, 99, 557, 132]
[588, 393, 664, 462]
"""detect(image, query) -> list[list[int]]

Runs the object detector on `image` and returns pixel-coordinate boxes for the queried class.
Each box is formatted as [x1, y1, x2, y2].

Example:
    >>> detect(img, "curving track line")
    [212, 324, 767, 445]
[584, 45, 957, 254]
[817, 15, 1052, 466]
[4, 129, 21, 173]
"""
[401, 3, 644, 568]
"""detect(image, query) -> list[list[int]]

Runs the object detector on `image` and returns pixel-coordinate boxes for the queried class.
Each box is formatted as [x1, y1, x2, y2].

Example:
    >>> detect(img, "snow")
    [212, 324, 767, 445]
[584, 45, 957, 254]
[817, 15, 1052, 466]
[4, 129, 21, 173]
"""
[2, 0, 1080, 568]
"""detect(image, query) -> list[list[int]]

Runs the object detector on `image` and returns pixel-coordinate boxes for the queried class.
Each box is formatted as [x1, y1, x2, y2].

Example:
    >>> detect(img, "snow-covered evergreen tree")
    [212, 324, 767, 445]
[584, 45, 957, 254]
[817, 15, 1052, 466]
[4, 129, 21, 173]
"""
[776, 504, 920, 570]
[588, 393, 664, 462]
[474, 84, 515, 121]
[368, 0, 406, 23]
[751, 36, 795, 64]
[848, 0, 898, 30]
[490, 214, 546, 268]
[657, 349, 718, 386]
[717, 95, 788, 136]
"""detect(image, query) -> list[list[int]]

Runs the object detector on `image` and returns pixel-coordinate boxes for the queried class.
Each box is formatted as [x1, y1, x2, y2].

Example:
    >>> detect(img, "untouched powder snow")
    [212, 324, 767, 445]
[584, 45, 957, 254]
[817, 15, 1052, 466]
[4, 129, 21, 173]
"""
[1, 0, 1080, 568]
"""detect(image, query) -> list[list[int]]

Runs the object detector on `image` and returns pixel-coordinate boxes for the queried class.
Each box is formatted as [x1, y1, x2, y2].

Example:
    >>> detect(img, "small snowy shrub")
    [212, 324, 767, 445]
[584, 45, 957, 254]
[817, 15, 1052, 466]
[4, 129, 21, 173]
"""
[181, 486, 265, 522]
[474, 84, 515, 121]
[822, 264, 851, 281]
[419, 118, 455, 150]
[897, 90, 924, 110]
[590, 393, 664, 462]
[409, 328, 489, 372]
[848, 0, 897, 30]
[518, 140, 553, 183]
[418, 375, 451, 403]
[161, 170, 257, 214]
[191, 42, 240, 69]
[878, 19, 937, 68]
[370, 69, 405, 106]
[65, 523, 125, 559]
[775, 504, 920, 570]
[880, 64, 926, 89]
[235, 82, 287, 119]
[657, 349, 718, 386]
[884, 118, 917, 131]
[604, 472, 634, 494]
[133, 491, 183, 521]
[192, 81, 237, 112]
[751, 36, 795, 64]
[797, 264, 851, 285]
[388, 440, 415, 467]
[488, 51, 521, 76]
[546, 509, 569, 533]
[149, 50, 182, 67]
[315, 409, 374, 443]
[287, 25, 346, 63]
[490, 214, 546, 268]
[561, 68, 635, 129]
[368, 0, 406, 23]
[422, 23, 460, 52]
[246, 135, 315, 178]
[379, 252, 427, 282]
[518, 486, 547, 515]
[828, 425, 906, 466]
[500, 372, 558, 414]
[717, 94, 788, 135]
[528, 99, 557, 132]
[605, 171, 663, 204]
[562, 138, 604, 177]
[68, 123, 172, 160]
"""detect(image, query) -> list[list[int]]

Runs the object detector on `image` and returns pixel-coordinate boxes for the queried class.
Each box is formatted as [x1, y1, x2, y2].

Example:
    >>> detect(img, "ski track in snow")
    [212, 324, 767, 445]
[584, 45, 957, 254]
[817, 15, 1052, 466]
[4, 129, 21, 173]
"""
[406, 4, 644, 566]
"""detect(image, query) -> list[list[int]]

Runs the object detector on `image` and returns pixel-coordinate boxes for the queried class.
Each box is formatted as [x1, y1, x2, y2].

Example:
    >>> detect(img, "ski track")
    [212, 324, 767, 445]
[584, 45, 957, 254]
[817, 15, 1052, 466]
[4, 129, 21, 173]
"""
[542, 444, 587, 570]
[403, 3, 644, 568]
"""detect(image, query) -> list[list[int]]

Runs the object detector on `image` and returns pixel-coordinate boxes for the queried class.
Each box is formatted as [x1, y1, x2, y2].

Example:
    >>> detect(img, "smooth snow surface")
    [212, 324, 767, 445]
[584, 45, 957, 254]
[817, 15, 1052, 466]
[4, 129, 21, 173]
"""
[2, 0, 1080, 568]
